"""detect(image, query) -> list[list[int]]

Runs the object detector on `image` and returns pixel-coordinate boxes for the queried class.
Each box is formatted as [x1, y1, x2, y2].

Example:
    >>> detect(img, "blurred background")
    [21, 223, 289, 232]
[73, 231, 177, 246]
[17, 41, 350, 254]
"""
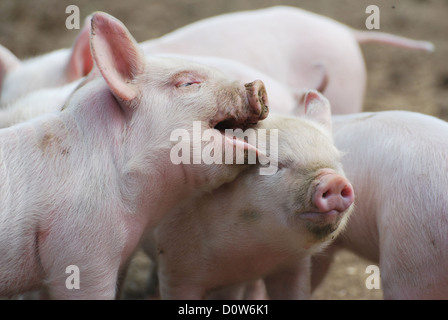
[0, 0, 446, 299]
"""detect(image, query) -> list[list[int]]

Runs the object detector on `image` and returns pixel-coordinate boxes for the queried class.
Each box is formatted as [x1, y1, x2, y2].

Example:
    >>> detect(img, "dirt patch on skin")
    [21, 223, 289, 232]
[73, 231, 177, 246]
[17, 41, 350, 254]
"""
[1, 0, 445, 300]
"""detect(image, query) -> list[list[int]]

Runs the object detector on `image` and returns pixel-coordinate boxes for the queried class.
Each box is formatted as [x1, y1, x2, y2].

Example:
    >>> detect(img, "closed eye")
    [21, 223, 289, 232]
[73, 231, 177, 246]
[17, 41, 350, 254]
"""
[177, 81, 201, 88]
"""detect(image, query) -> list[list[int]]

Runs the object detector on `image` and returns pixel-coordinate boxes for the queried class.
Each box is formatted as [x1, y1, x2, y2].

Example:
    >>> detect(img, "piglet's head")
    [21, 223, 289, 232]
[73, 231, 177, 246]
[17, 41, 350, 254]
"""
[90, 12, 268, 123]
[244, 91, 353, 253]
[90, 12, 269, 191]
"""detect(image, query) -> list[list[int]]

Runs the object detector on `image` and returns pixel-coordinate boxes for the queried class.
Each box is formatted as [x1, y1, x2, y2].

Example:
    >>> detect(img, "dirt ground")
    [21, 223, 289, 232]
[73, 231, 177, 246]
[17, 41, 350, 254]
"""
[0, 0, 446, 300]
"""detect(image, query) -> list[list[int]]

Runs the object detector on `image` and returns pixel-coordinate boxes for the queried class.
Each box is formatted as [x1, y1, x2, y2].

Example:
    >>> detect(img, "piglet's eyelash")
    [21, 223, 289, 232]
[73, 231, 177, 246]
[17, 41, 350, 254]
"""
[177, 81, 202, 88]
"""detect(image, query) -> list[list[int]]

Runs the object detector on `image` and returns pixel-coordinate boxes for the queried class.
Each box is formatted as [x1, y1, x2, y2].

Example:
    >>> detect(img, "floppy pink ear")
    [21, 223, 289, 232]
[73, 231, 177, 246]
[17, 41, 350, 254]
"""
[0, 44, 21, 89]
[66, 15, 94, 81]
[90, 12, 145, 101]
[304, 90, 332, 131]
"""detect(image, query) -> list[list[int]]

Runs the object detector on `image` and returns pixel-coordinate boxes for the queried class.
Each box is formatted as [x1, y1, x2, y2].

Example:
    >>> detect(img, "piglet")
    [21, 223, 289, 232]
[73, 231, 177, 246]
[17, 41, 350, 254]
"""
[0, 12, 267, 299]
[147, 92, 354, 299]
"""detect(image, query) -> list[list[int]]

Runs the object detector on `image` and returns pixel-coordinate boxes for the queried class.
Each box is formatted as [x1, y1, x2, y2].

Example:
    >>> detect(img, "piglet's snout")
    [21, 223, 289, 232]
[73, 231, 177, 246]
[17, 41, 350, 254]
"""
[244, 80, 269, 121]
[313, 172, 354, 214]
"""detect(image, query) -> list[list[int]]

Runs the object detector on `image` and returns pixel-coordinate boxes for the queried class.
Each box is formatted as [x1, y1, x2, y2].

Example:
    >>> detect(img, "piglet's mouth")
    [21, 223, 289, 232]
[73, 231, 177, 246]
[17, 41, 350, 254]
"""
[211, 112, 261, 153]
[300, 210, 343, 224]
[210, 117, 267, 160]
[210, 121, 259, 156]
[213, 117, 256, 132]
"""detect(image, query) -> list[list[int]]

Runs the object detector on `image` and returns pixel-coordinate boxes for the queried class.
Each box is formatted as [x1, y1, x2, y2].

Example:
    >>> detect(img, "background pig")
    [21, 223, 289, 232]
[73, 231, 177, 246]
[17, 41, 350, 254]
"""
[149, 92, 354, 300]
[0, 12, 267, 299]
[0, 80, 81, 128]
[310, 110, 448, 299]
[0, 17, 93, 107]
[141, 5, 433, 115]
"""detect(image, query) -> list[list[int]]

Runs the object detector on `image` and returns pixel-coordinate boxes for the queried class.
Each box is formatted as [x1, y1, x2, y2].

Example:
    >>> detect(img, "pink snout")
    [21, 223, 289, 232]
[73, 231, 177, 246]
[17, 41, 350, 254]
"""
[245, 80, 269, 121]
[313, 172, 354, 214]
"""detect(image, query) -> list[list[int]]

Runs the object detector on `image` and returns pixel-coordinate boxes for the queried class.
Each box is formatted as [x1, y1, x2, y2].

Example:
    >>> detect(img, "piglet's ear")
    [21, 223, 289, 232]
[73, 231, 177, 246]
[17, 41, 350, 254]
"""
[304, 90, 332, 132]
[66, 15, 94, 82]
[90, 12, 145, 101]
[0, 44, 21, 89]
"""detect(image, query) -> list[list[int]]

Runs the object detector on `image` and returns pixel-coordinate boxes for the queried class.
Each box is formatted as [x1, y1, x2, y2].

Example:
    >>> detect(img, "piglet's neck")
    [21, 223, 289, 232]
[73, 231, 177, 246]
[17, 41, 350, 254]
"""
[120, 149, 196, 233]
[63, 79, 127, 157]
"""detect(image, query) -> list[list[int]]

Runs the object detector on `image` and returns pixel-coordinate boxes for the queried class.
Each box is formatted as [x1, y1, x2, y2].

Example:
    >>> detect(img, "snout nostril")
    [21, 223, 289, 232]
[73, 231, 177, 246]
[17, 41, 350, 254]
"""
[314, 178, 354, 213]
[341, 185, 352, 198]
